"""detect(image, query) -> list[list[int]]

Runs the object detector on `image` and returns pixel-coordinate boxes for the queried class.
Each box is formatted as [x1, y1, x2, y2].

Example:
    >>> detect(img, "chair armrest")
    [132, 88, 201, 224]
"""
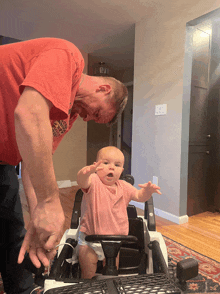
[70, 189, 83, 229]
[144, 196, 156, 231]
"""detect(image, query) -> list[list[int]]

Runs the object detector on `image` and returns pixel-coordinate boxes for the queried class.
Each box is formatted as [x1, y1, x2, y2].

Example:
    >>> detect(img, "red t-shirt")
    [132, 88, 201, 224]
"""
[0, 38, 84, 165]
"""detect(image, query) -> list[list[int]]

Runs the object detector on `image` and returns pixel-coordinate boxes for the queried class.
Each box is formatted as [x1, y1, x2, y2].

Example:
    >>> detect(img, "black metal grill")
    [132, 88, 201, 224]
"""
[44, 280, 109, 294]
[113, 274, 181, 294]
[44, 274, 181, 294]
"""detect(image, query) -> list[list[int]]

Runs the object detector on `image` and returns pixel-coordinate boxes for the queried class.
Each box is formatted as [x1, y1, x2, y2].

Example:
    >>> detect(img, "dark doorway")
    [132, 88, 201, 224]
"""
[121, 84, 133, 175]
[187, 19, 220, 216]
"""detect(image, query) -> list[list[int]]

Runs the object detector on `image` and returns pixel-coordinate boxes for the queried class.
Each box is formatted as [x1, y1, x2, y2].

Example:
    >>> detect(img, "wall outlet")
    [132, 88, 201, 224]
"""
[152, 176, 158, 186]
[155, 104, 167, 115]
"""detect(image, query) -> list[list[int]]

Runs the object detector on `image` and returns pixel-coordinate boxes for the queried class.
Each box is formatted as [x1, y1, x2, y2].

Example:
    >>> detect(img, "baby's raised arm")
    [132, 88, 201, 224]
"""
[133, 181, 161, 202]
[77, 161, 103, 189]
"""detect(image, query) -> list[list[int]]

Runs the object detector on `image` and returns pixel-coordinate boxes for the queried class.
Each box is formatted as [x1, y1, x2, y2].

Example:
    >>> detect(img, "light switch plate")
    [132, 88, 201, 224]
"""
[153, 176, 158, 186]
[155, 104, 167, 115]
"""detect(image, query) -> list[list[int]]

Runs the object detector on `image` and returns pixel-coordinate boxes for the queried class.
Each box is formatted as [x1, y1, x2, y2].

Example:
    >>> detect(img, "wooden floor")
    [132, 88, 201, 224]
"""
[155, 211, 220, 262]
[20, 183, 220, 262]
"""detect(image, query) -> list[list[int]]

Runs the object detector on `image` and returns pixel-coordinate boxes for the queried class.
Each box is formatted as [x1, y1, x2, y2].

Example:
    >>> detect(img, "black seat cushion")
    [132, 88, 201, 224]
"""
[127, 205, 138, 219]
[119, 217, 147, 274]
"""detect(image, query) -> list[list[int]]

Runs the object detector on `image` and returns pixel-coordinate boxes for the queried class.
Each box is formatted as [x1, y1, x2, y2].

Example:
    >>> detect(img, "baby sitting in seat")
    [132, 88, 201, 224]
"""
[77, 146, 161, 279]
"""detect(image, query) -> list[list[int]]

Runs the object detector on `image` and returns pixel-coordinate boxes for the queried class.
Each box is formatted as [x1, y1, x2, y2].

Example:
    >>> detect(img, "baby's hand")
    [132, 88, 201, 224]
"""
[138, 181, 162, 195]
[82, 160, 104, 175]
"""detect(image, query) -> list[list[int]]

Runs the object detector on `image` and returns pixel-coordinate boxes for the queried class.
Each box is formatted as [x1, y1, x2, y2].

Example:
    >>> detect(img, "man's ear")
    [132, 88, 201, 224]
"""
[96, 84, 111, 94]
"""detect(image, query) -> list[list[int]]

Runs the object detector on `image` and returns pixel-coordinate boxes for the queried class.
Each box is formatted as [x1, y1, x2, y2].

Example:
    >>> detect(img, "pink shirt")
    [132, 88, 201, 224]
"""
[80, 173, 138, 235]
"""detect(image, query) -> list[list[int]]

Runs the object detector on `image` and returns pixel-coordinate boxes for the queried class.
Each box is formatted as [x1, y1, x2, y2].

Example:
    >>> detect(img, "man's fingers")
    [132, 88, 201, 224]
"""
[29, 246, 57, 268]
[38, 231, 50, 245]
[18, 230, 31, 263]
[47, 249, 57, 261]
[36, 247, 50, 267]
[29, 248, 42, 268]
[17, 224, 33, 264]
[44, 234, 59, 251]
[17, 245, 27, 264]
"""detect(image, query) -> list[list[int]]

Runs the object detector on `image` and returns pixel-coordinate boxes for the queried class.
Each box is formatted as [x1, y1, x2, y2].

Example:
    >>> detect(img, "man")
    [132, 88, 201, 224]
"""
[0, 37, 128, 293]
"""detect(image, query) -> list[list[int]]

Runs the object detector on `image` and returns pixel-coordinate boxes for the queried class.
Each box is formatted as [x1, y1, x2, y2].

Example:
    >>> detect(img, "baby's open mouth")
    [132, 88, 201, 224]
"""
[107, 173, 114, 177]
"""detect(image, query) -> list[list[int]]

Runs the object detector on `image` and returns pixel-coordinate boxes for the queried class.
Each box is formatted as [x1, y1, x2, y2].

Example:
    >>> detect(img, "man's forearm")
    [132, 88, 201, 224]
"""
[21, 161, 38, 217]
[15, 113, 59, 202]
[15, 87, 59, 202]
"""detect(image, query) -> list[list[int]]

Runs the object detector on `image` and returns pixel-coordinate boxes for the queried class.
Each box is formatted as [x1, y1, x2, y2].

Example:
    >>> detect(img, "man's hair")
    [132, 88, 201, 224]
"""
[103, 77, 128, 127]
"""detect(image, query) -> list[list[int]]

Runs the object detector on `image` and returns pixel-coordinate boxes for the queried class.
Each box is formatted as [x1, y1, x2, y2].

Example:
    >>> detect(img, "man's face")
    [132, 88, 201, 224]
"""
[72, 95, 116, 124]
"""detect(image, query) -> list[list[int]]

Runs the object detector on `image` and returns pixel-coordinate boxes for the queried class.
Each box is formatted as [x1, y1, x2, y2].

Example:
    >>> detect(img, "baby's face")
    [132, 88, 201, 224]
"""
[96, 149, 124, 186]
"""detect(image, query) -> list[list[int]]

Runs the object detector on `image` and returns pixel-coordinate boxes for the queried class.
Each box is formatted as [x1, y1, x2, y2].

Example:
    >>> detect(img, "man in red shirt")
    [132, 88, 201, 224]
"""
[0, 37, 128, 293]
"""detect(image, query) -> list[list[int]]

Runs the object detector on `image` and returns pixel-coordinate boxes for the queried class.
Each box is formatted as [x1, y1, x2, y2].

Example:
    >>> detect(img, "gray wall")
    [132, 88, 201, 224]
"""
[132, 2, 220, 222]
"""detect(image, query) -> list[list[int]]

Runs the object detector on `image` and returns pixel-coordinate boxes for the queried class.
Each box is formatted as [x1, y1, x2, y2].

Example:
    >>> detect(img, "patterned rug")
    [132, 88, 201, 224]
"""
[0, 237, 219, 293]
[164, 236, 220, 293]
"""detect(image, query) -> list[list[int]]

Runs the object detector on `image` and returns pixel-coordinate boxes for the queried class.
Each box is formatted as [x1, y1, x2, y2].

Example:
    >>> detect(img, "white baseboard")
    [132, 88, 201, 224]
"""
[154, 208, 188, 224]
[57, 180, 78, 188]
[129, 201, 188, 224]
[71, 181, 78, 186]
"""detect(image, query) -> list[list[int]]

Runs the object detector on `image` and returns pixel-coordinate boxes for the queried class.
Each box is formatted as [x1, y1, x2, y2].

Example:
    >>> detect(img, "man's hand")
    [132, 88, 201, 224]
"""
[136, 181, 162, 202]
[18, 198, 65, 268]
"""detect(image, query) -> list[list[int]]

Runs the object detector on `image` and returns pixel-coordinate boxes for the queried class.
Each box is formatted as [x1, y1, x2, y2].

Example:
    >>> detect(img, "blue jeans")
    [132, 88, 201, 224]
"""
[0, 165, 34, 294]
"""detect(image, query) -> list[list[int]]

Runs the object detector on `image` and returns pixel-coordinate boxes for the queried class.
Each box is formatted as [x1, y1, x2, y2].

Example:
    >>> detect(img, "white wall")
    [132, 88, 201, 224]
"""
[132, 1, 220, 223]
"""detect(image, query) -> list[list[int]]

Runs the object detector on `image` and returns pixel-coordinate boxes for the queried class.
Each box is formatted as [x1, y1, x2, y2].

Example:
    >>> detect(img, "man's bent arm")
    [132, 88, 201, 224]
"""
[15, 87, 65, 267]
[14, 86, 59, 202]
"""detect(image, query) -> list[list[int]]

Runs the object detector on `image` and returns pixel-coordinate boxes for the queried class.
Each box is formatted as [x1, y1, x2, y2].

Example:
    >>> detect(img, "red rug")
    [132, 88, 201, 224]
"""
[0, 237, 219, 293]
[164, 236, 220, 293]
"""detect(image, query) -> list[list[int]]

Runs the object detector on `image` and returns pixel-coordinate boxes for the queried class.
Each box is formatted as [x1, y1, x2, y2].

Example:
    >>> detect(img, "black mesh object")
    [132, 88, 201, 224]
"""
[44, 280, 109, 294]
[44, 274, 181, 294]
[113, 274, 181, 294]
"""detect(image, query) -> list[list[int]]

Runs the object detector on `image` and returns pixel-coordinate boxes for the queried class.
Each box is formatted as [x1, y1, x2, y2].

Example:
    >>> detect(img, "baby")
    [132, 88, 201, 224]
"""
[77, 146, 161, 279]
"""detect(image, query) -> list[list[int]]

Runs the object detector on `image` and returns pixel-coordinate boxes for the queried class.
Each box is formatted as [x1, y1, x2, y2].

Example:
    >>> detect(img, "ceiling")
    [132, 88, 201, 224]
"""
[0, 0, 166, 69]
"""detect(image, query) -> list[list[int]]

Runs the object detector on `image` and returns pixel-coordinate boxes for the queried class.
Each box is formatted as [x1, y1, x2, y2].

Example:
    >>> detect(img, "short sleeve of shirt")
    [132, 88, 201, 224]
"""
[120, 180, 138, 203]
[19, 48, 82, 120]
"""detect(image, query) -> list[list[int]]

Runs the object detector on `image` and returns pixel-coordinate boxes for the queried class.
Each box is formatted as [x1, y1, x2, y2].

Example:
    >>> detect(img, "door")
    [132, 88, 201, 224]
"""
[187, 26, 212, 216]
[87, 121, 110, 165]
[188, 20, 220, 215]
[209, 20, 220, 211]
[109, 84, 133, 176]
[121, 85, 133, 175]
